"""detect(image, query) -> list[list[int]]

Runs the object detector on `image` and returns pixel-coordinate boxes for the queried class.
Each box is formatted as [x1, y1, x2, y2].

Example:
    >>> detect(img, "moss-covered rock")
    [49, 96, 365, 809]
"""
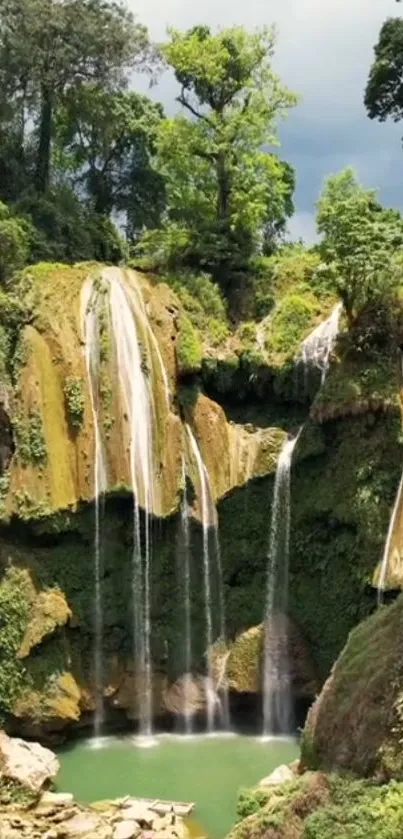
[175, 313, 202, 375]
[210, 619, 318, 702]
[301, 594, 403, 779]
[18, 589, 71, 659]
[228, 772, 403, 839]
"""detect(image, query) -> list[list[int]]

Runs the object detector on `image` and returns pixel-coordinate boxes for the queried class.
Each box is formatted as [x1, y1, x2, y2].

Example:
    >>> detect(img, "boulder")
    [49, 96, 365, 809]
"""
[0, 731, 59, 792]
[217, 617, 318, 701]
[302, 593, 403, 779]
[114, 821, 140, 839]
[61, 812, 109, 837]
[258, 764, 294, 787]
[121, 802, 155, 826]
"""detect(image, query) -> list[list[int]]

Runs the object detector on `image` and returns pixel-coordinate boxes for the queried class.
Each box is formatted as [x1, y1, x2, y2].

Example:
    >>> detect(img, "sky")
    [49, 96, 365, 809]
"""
[130, 0, 402, 243]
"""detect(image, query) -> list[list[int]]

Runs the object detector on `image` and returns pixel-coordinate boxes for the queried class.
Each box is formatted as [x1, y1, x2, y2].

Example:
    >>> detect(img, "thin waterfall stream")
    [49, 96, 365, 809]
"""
[81, 278, 108, 740]
[180, 455, 194, 733]
[298, 302, 342, 390]
[263, 433, 300, 737]
[186, 426, 230, 732]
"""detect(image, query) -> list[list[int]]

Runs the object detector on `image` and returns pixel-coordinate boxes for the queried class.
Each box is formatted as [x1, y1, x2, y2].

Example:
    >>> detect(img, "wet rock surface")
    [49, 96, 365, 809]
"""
[0, 792, 191, 839]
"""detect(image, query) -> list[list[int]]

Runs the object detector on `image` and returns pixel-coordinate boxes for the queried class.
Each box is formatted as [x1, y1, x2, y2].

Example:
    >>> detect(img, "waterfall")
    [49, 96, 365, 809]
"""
[298, 302, 342, 386]
[180, 456, 194, 733]
[124, 275, 170, 410]
[187, 426, 215, 732]
[263, 433, 299, 737]
[378, 471, 403, 605]
[80, 278, 108, 740]
[108, 272, 155, 739]
[186, 426, 230, 732]
[213, 530, 230, 730]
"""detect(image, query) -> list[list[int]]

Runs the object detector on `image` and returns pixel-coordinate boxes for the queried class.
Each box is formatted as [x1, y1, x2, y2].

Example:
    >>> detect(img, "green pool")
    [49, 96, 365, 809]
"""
[56, 734, 298, 838]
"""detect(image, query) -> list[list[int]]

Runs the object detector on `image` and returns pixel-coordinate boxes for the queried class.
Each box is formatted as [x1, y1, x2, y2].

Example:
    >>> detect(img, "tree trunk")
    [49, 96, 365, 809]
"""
[35, 88, 52, 193]
[216, 152, 230, 223]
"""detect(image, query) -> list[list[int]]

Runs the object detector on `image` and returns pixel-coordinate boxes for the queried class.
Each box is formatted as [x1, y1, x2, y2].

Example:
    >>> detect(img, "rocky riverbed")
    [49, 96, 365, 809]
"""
[0, 791, 191, 839]
[0, 731, 191, 839]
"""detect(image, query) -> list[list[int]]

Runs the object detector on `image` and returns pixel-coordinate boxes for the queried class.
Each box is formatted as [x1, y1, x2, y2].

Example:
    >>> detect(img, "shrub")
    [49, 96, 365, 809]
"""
[0, 202, 32, 283]
[265, 294, 315, 357]
[12, 409, 47, 466]
[176, 314, 202, 375]
[64, 377, 85, 431]
[0, 567, 31, 718]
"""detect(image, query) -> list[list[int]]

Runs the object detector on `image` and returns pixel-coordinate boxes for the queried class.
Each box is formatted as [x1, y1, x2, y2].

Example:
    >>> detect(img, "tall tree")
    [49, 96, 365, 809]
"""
[0, 0, 151, 193]
[316, 168, 403, 327]
[365, 17, 403, 128]
[54, 85, 165, 236]
[149, 25, 297, 293]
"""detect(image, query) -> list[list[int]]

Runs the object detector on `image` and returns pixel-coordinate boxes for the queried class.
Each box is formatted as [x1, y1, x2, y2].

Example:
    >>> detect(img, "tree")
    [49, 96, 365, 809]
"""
[316, 168, 403, 327]
[0, 0, 151, 194]
[54, 84, 165, 237]
[365, 17, 403, 128]
[148, 25, 297, 295]
[0, 202, 32, 283]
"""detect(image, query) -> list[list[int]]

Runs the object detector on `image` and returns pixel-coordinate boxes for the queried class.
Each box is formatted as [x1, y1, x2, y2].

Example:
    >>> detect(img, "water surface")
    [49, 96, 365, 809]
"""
[57, 733, 298, 838]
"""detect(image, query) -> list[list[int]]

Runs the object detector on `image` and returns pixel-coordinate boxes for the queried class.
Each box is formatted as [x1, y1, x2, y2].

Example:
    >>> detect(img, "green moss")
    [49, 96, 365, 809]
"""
[229, 772, 403, 839]
[14, 491, 52, 521]
[63, 376, 84, 431]
[176, 314, 202, 375]
[0, 568, 31, 718]
[301, 594, 403, 778]
[312, 350, 398, 421]
[162, 270, 229, 350]
[0, 778, 38, 809]
[265, 294, 317, 359]
[236, 788, 272, 819]
[18, 589, 71, 658]
[303, 778, 403, 839]
[12, 409, 47, 466]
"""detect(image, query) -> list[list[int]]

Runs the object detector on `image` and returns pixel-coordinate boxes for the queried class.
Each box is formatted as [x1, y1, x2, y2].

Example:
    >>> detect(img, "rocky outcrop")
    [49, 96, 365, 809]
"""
[0, 731, 59, 794]
[211, 616, 318, 702]
[301, 593, 403, 779]
[18, 589, 71, 659]
[0, 778, 190, 839]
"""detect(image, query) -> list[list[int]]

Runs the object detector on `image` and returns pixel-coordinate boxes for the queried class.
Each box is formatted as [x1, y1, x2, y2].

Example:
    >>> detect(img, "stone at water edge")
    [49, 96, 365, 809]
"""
[121, 802, 155, 825]
[258, 764, 294, 787]
[60, 812, 107, 837]
[40, 791, 74, 807]
[114, 821, 141, 839]
[0, 730, 59, 792]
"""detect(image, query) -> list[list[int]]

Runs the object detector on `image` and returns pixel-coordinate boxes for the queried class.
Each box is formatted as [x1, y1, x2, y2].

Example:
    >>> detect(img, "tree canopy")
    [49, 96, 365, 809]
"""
[138, 25, 297, 301]
[365, 17, 403, 126]
[316, 168, 403, 326]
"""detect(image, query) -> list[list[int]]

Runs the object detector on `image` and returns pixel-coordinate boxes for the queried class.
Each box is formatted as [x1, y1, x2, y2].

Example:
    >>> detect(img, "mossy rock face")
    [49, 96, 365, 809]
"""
[211, 619, 317, 700]
[301, 594, 403, 780]
[18, 589, 71, 659]
[227, 772, 403, 839]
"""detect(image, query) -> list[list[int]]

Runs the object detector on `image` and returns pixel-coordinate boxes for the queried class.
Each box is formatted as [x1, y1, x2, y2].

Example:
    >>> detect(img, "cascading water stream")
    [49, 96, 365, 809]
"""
[187, 426, 215, 733]
[108, 273, 155, 739]
[186, 426, 230, 732]
[213, 530, 230, 731]
[298, 302, 342, 388]
[80, 279, 108, 740]
[180, 456, 193, 733]
[377, 471, 403, 605]
[263, 433, 300, 737]
[377, 348, 403, 606]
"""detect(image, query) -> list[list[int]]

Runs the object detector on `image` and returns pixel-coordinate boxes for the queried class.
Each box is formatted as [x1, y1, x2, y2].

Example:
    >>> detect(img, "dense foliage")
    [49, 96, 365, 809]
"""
[137, 26, 297, 302]
[315, 168, 403, 326]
